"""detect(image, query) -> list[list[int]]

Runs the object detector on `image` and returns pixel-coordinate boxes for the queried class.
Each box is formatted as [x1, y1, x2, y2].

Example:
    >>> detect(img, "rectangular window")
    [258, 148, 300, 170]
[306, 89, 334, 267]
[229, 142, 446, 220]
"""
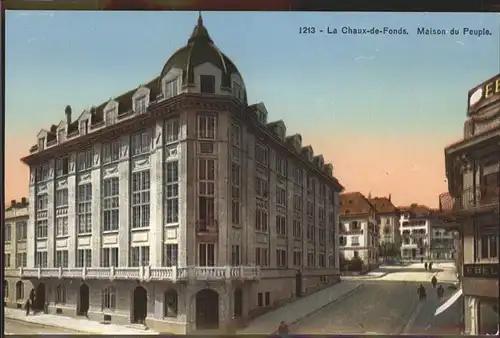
[165, 77, 179, 99]
[165, 118, 180, 144]
[36, 193, 48, 211]
[35, 251, 48, 268]
[257, 293, 263, 307]
[165, 162, 179, 224]
[55, 188, 68, 208]
[105, 109, 117, 125]
[56, 157, 69, 177]
[276, 156, 287, 177]
[230, 123, 241, 147]
[199, 243, 215, 266]
[307, 201, 314, 218]
[103, 177, 119, 232]
[294, 167, 303, 185]
[255, 144, 268, 166]
[38, 137, 45, 151]
[4, 253, 11, 268]
[293, 220, 302, 238]
[16, 221, 27, 241]
[231, 245, 240, 265]
[131, 130, 152, 156]
[101, 247, 119, 267]
[200, 75, 216, 94]
[198, 158, 216, 229]
[319, 227, 326, 244]
[231, 163, 240, 198]
[293, 195, 302, 212]
[163, 244, 178, 267]
[77, 183, 92, 234]
[134, 96, 147, 114]
[102, 139, 121, 164]
[76, 249, 92, 267]
[77, 147, 93, 172]
[197, 115, 216, 140]
[232, 201, 240, 225]
[131, 171, 150, 228]
[255, 248, 269, 267]
[102, 287, 116, 310]
[55, 216, 68, 237]
[293, 251, 302, 267]
[255, 208, 268, 232]
[276, 249, 287, 268]
[265, 292, 270, 306]
[307, 253, 315, 267]
[58, 129, 66, 143]
[80, 121, 88, 135]
[319, 254, 326, 268]
[55, 250, 69, 268]
[4, 225, 11, 242]
[36, 220, 48, 239]
[16, 252, 27, 268]
[36, 163, 50, 182]
[276, 215, 287, 236]
[255, 177, 268, 199]
[481, 234, 499, 259]
[319, 207, 325, 221]
[307, 224, 315, 242]
[351, 236, 360, 246]
[130, 246, 150, 267]
[276, 187, 286, 206]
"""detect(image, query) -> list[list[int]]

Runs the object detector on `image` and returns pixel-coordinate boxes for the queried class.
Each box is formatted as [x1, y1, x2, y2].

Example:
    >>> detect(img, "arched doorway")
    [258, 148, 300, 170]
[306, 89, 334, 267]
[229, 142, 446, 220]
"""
[233, 288, 243, 318]
[35, 283, 46, 312]
[195, 289, 219, 329]
[132, 286, 147, 324]
[78, 284, 90, 316]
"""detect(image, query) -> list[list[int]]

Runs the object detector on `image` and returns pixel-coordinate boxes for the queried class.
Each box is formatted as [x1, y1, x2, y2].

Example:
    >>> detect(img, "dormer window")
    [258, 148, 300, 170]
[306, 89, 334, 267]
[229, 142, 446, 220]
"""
[38, 138, 45, 151]
[165, 78, 179, 99]
[105, 109, 117, 126]
[232, 81, 243, 101]
[135, 96, 147, 114]
[58, 129, 66, 143]
[80, 120, 88, 135]
[200, 75, 215, 94]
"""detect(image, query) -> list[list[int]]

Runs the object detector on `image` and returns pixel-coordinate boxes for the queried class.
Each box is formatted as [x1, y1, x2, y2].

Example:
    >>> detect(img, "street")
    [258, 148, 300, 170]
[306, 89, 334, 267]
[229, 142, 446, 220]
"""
[290, 281, 461, 334]
[4, 318, 82, 334]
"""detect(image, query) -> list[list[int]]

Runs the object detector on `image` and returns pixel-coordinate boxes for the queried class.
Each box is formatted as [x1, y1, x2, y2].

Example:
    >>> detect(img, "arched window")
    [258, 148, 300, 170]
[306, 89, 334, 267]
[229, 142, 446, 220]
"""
[164, 289, 178, 318]
[15, 281, 24, 301]
[4, 281, 9, 298]
[56, 284, 66, 304]
[101, 286, 116, 310]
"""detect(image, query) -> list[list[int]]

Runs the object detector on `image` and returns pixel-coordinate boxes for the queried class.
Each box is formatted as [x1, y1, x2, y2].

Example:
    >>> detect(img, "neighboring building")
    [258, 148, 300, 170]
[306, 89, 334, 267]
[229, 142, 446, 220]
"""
[4, 198, 32, 308]
[442, 74, 499, 334]
[429, 210, 458, 261]
[17, 15, 343, 333]
[338, 192, 379, 270]
[398, 204, 432, 261]
[368, 195, 400, 245]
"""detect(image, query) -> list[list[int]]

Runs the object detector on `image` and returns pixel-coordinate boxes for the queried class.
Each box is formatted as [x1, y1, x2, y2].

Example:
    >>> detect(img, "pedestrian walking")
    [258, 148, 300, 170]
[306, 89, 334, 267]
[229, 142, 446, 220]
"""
[431, 275, 437, 288]
[417, 284, 426, 300]
[429, 262, 433, 270]
[437, 285, 444, 300]
[424, 262, 428, 271]
[278, 321, 289, 337]
[25, 298, 31, 316]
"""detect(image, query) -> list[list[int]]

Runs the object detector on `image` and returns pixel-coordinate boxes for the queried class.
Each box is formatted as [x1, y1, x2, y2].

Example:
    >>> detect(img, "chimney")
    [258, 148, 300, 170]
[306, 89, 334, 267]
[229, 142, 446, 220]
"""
[11, 199, 16, 207]
[65, 105, 72, 125]
[21, 197, 27, 205]
[388, 194, 392, 202]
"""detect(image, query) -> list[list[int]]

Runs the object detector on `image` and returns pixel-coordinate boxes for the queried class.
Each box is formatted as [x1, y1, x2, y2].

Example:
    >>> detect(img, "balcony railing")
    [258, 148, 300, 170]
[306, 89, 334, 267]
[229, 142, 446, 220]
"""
[19, 265, 260, 282]
[453, 186, 499, 212]
[196, 219, 218, 233]
[340, 228, 364, 235]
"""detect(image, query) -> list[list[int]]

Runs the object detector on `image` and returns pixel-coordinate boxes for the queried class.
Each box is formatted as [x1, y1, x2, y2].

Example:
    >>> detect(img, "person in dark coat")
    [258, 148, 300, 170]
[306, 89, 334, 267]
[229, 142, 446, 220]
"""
[278, 321, 289, 336]
[417, 284, 426, 300]
[429, 262, 433, 270]
[25, 298, 31, 315]
[431, 275, 437, 288]
[437, 285, 444, 300]
[424, 262, 428, 271]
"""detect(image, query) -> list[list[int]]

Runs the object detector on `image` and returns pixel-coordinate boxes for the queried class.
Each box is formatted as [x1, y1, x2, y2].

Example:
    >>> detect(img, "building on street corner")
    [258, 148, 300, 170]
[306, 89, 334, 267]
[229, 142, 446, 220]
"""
[367, 195, 400, 245]
[4, 198, 33, 308]
[440, 73, 500, 335]
[398, 204, 433, 261]
[338, 192, 379, 271]
[16, 14, 344, 334]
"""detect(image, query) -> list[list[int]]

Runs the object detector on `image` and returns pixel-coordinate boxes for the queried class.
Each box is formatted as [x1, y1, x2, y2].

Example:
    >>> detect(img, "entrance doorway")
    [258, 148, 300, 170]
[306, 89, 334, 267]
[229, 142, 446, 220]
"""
[78, 284, 90, 316]
[411, 249, 417, 259]
[35, 283, 46, 312]
[295, 270, 303, 297]
[132, 286, 148, 324]
[234, 288, 243, 317]
[195, 289, 219, 329]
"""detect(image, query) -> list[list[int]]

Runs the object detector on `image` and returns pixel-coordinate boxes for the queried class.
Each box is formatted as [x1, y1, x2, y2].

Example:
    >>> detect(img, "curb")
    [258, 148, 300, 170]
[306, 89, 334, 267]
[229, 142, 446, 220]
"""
[5, 316, 101, 334]
[276, 283, 365, 333]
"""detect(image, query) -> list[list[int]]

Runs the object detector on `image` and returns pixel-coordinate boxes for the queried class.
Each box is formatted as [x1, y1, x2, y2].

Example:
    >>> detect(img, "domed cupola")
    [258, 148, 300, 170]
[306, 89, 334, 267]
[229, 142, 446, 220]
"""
[159, 13, 246, 102]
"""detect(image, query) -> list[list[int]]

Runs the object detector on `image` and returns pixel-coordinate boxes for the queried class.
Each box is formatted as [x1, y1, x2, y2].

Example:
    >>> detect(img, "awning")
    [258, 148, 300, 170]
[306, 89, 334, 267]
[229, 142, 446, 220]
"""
[435, 288, 463, 316]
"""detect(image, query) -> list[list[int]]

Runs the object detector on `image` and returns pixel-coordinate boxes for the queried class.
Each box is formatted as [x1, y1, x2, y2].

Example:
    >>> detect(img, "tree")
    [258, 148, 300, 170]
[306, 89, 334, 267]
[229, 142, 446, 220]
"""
[379, 241, 401, 261]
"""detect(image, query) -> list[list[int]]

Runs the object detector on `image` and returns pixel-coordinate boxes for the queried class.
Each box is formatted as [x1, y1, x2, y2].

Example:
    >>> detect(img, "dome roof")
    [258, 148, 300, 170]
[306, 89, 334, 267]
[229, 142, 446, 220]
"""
[160, 14, 243, 89]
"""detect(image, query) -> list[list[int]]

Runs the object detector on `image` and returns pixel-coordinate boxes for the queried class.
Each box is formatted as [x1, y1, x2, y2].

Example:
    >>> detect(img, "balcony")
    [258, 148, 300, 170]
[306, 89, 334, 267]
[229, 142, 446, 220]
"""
[453, 186, 499, 214]
[340, 228, 364, 235]
[18, 265, 260, 282]
[196, 219, 218, 235]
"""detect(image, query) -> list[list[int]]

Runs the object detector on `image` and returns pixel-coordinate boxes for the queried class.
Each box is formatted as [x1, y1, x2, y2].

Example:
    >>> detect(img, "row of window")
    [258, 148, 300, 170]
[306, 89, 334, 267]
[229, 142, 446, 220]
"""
[4, 252, 27, 268]
[3, 222, 27, 242]
[35, 115, 216, 181]
[339, 236, 361, 246]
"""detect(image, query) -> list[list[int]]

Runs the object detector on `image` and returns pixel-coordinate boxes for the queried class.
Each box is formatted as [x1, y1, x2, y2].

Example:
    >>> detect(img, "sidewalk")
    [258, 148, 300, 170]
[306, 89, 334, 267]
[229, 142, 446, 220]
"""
[237, 280, 363, 334]
[5, 308, 158, 335]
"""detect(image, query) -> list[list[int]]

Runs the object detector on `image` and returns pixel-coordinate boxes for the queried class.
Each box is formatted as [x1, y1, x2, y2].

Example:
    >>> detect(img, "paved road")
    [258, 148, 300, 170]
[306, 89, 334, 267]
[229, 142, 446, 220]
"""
[291, 282, 422, 334]
[405, 284, 462, 335]
[4, 318, 81, 334]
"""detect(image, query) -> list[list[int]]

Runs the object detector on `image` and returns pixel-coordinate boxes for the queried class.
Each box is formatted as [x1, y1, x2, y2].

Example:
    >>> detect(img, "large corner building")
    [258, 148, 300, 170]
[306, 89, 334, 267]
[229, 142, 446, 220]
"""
[18, 15, 343, 333]
[442, 73, 499, 335]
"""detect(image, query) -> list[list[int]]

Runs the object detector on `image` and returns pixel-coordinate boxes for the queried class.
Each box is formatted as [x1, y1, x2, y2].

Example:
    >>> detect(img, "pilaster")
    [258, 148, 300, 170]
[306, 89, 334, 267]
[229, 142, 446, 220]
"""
[217, 112, 230, 265]
[118, 135, 130, 267]
[67, 152, 77, 267]
[268, 150, 278, 268]
[91, 144, 102, 267]
[244, 132, 256, 265]
[150, 121, 164, 266]
[180, 111, 192, 267]
[46, 159, 55, 267]
[27, 169, 36, 268]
